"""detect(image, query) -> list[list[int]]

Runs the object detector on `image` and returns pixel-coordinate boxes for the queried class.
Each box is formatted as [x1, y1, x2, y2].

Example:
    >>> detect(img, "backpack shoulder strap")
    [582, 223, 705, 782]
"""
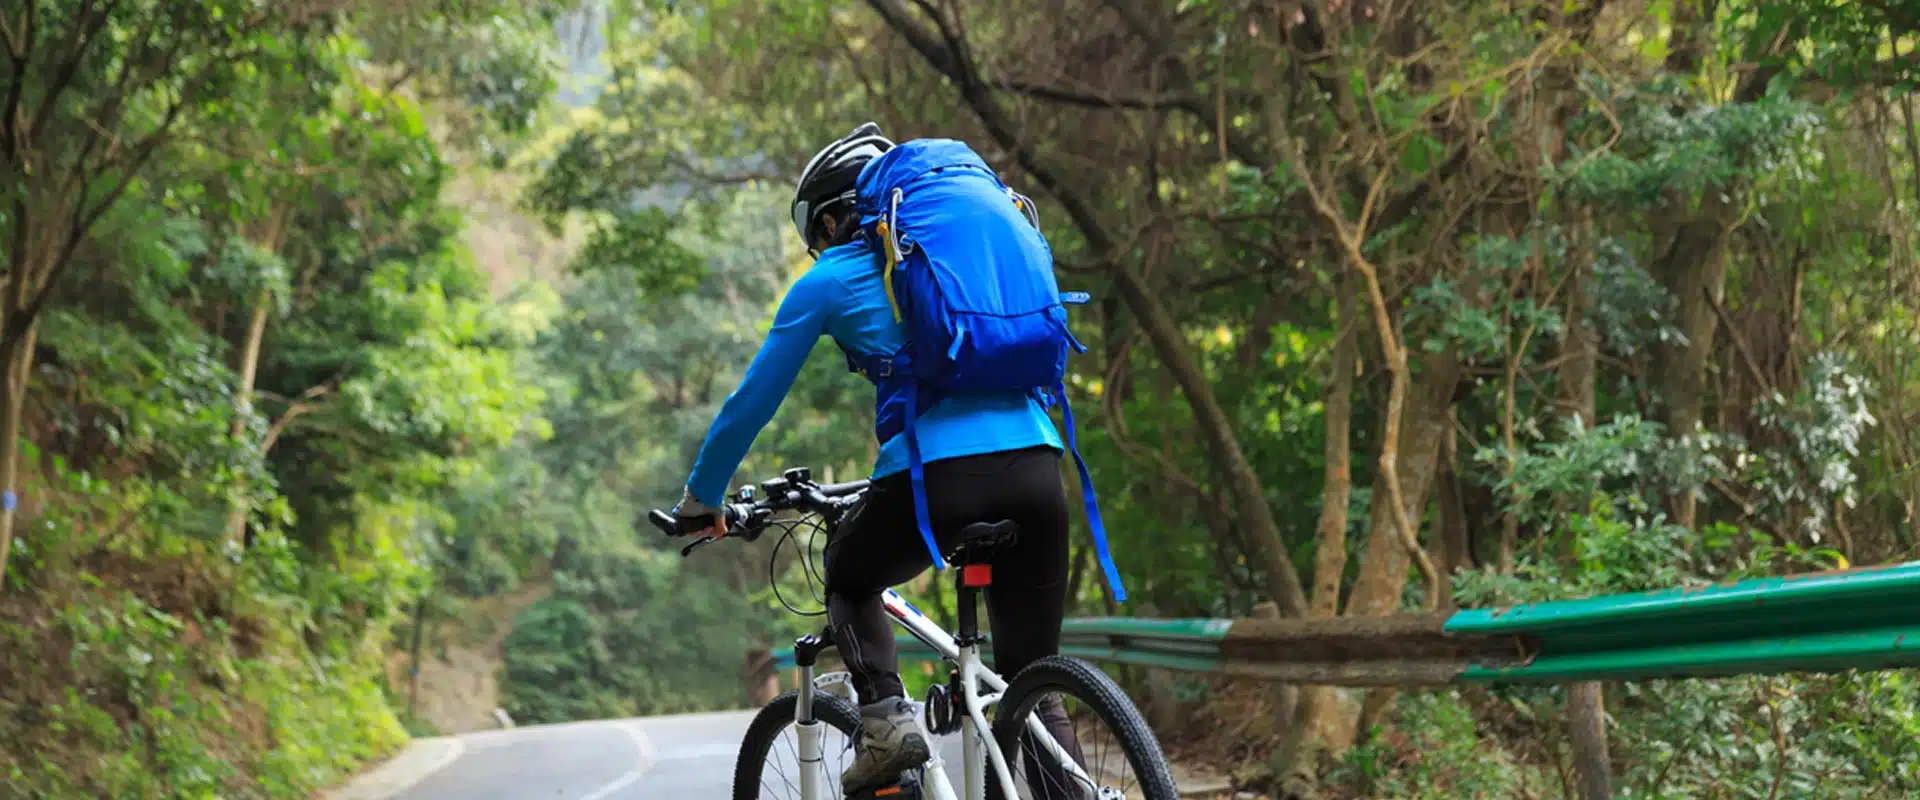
[1055, 380, 1126, 602]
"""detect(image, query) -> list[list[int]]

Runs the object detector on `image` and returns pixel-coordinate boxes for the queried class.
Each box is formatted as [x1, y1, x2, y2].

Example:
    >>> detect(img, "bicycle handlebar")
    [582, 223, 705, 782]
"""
[645, 467, 869, 557]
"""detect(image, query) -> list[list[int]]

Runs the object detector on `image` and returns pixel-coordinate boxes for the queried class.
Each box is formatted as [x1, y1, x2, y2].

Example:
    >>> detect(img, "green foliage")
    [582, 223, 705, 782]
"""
[1333, 691, 1554, 798]
[18, 0, 1920, 795]
[0, 476, 412, 798]
[1, 1, 565, 796]
[1556, 79, 1824, 208]
[1613, 671, 1920, 798]
[501, 537, 765, 722]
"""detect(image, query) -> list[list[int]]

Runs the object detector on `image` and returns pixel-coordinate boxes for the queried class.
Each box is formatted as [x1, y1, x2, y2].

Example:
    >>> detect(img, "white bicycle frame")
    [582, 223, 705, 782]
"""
[786, 587, 1098, 800]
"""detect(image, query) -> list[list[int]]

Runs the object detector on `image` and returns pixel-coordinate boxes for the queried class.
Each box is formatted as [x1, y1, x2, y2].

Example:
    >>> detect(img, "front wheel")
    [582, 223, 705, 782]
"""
[990, 655, 1180, 800]
[732, 689, 862, 800]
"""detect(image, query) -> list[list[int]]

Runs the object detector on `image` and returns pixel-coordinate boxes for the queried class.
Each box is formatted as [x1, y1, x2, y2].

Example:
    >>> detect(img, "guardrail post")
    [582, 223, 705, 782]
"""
[1567, 682, 1612, 799]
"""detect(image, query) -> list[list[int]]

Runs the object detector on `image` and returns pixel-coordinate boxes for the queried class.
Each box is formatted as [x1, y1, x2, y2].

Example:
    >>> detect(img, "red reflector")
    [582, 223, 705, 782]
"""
[962, 564, 993, 587]
[875, 788, 902, 797]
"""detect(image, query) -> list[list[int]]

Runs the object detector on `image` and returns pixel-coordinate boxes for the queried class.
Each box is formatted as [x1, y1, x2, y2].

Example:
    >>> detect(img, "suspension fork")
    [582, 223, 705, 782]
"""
[791, 627, 835, 798]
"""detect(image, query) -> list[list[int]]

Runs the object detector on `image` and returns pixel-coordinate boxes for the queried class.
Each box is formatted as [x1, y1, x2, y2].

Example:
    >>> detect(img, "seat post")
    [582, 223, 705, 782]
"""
[947, 520, 1015, 649]
[954, 563, 992, 647]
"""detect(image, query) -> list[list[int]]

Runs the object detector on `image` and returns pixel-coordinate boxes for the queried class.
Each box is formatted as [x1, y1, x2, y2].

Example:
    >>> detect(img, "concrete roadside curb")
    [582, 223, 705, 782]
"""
[1177, 778, 1241, 798]
[324, 736, 465, 800]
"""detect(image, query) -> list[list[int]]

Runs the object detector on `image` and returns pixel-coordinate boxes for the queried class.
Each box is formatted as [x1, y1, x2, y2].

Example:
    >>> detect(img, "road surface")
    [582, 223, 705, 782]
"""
[334, 708, 971, 799]
[331, 709, 1233, 799]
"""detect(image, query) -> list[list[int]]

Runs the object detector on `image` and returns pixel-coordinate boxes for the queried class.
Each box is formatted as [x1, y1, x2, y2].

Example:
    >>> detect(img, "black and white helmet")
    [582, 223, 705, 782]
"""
[792, 122, 894, 247]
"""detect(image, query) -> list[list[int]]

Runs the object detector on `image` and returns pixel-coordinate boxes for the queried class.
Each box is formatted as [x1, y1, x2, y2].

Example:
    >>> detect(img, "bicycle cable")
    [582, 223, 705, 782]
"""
[768, 515, 830, 617]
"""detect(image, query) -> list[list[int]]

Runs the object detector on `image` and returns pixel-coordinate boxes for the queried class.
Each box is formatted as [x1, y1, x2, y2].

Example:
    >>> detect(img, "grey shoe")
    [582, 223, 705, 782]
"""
[840, 697, 931, 794]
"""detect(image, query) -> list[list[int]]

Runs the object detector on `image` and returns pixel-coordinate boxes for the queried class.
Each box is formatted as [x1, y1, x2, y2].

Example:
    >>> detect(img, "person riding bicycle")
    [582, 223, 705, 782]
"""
[670, 122, 1081, 795]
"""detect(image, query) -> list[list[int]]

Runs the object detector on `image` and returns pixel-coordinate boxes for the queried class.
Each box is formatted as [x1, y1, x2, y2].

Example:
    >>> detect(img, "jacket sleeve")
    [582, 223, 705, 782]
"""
[684, 270, 834, 505]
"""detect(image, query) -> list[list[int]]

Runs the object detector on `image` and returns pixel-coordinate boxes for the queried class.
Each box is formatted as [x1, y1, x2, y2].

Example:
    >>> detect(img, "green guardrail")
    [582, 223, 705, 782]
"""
[769, 562, 1920, 686]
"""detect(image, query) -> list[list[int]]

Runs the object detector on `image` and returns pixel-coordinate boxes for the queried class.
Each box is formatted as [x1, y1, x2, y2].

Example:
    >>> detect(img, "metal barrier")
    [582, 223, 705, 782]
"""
[770, 562, 1920, 685]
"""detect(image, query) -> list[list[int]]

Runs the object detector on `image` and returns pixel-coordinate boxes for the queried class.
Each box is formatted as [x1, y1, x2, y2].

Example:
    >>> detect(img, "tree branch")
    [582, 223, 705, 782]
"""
[0, 1, 38, 166]
[990, 77, 1202, 110]
[65, 13, 182, 198]
[1285, 130, 1444, 611]
[28, 0, 117, 148]
[260, 383, 333, 456]
[11, 55, 203, 343]
[1101, 0, 1267, 165]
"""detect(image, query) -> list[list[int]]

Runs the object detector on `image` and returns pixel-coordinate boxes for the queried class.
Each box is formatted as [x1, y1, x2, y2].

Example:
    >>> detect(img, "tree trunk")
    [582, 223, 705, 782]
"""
[746, 646, 778, 707]
[1103, 229, 1310, 618]
[1332, 345, 1461, 751]
[1343, 345, 1460, 619]
[1066, 537, 1091, 609]
[223, 208, 290, 546]
[1559, 233, 1613, 798]
[224, 288, 273, 545]
[1250, 599, 1300, 738]
[1354, 686, 1397, 745]
[1650, 194, 1733, 531]
[1309, 281, 1358, 619]
[1435, 418, 1471, 599]
[1274, 277, 1359, 797]
[0, 317, 43, 583]
[408, 592, 428, 719]
[1646, 0, 1791, 532]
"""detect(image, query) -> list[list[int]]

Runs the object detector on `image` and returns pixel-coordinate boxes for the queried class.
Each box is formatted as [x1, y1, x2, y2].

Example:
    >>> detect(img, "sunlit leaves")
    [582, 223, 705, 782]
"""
[355, 0, 572, 151]
[1553, 76, 1824, 207]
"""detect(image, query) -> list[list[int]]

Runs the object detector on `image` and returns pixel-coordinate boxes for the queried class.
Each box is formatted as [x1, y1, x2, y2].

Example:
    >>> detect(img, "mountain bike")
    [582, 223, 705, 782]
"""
[649, 466, 1179, 800]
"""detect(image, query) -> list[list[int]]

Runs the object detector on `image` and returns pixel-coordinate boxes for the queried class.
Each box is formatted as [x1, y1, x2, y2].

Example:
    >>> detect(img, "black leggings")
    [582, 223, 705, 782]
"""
[825, 445, 1088, 797]
[823, 445, 1070, 703]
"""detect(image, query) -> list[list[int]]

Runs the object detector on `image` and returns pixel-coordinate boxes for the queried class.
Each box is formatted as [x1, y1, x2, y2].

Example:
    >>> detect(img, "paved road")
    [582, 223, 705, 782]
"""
[340, 708, 974, 800]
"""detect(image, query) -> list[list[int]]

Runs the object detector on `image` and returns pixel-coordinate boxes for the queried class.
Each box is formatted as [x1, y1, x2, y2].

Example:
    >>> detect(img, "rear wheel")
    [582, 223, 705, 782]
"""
[990, 655, 1179, 800]
[732, 690, 861, 800]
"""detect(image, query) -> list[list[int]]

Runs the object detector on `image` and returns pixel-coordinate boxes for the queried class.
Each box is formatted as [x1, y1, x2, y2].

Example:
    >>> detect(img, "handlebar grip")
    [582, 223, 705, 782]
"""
[647, 509, 679, 536]
[817, 480, 872, 497]
[648, 505, 747, 538]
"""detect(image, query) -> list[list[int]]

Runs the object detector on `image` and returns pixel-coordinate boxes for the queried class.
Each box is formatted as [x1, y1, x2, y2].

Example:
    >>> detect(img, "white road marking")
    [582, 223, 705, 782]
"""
[577, 721, 659, 800]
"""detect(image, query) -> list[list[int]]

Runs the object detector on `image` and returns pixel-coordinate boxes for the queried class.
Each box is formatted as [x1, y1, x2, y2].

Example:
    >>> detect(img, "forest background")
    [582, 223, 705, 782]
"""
[3, 1, 1919, 798]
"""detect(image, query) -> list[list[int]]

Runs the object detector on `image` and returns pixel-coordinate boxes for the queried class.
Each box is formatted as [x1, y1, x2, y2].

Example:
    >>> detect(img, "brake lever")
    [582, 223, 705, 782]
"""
[681, 535, 721, 557]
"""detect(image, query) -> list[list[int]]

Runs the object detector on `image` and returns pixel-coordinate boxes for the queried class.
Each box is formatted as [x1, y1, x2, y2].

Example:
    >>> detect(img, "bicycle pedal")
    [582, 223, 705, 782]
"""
[846, 772, 923, 800]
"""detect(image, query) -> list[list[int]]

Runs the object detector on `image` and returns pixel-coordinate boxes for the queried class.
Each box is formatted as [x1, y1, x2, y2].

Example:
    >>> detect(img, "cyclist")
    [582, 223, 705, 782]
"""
[670, 122, 1083, 795]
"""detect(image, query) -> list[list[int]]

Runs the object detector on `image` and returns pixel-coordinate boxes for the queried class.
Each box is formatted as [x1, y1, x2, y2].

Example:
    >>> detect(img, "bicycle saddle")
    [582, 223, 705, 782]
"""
[946, 520, 1020, 566]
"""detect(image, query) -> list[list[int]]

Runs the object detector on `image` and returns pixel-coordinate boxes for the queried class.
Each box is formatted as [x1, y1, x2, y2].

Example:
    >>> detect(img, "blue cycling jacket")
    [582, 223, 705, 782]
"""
[684, 238, 1064, 506]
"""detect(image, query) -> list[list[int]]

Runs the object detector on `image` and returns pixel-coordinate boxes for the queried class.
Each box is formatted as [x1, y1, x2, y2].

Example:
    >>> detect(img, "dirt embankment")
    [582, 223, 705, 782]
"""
[388, 577, 552, 734]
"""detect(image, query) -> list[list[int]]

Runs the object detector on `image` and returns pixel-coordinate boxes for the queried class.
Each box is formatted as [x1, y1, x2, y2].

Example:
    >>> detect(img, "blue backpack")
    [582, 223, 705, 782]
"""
[844, 139, 1126, 602]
